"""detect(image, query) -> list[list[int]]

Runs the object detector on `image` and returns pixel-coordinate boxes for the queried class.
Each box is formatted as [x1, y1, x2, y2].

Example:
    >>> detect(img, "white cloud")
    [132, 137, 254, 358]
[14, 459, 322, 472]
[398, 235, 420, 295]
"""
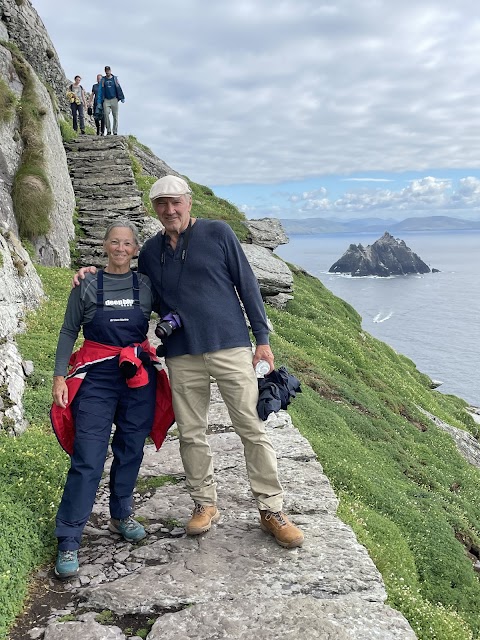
[241, 176, 480, 219]
[31, 0, 480, 221]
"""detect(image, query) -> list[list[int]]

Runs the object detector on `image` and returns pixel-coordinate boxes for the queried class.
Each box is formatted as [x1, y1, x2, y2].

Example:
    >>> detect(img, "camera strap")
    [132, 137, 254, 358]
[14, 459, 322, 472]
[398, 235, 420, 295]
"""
[159, 219, 192, 308]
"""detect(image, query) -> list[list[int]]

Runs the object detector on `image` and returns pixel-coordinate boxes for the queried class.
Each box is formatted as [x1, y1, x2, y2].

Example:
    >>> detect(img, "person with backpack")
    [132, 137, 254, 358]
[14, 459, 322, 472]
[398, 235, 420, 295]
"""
[97, 66, 125, 135]
[66, 75, 87, 134]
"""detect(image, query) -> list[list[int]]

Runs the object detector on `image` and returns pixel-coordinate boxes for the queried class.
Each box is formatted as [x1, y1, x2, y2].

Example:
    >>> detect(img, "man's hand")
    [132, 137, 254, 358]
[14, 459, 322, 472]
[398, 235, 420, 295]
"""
[72, 265, 97, 288]
[52, 376, 68, 408]
[253, 344, 274, 374]
[121, 99, 125, 103]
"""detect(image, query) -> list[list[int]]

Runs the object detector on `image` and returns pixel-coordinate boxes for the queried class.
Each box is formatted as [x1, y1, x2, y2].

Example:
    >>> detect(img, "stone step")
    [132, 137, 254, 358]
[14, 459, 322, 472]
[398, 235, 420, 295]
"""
[66, 151, 128, 164]
[64, 136, 128, 151]
[69, 161, 133, 176]
[77, 209, 145, 224]
[73, 181, 139, 194]
[76, 196, 143, 210]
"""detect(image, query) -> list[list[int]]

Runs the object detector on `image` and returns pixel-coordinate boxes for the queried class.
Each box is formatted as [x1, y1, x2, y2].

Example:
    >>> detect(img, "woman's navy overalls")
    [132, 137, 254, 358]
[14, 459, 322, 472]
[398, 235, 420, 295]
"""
[55, 271, 156, 550]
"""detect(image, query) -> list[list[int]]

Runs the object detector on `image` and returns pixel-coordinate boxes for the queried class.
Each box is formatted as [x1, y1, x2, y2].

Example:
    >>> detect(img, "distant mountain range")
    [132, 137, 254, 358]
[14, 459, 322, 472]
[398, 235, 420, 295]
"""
[277, 215, 480, 235]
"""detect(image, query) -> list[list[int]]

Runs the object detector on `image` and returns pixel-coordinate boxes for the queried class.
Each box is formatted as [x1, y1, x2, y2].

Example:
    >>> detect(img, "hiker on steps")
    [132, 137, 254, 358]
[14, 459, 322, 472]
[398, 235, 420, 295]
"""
[51, 220, 174, 579]
[89, 73, 106, 136]
[66, 75, 87, 135]
[73, 176, 304, 550]
[97, 65, 125, 135]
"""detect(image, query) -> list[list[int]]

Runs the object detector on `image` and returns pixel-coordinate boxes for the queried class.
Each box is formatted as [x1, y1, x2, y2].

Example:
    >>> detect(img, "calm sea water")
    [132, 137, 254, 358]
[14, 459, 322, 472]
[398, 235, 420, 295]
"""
[275, 230, 480, 407]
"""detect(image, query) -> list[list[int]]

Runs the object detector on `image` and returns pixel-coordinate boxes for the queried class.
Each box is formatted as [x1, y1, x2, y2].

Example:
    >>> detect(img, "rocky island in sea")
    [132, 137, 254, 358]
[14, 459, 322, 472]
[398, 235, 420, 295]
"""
[329, 231, 439, 277]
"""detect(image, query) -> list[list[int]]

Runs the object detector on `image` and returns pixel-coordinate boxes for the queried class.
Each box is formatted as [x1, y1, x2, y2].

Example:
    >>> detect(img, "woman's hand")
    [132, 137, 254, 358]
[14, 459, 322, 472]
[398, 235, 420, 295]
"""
[52, 376, 69, 408]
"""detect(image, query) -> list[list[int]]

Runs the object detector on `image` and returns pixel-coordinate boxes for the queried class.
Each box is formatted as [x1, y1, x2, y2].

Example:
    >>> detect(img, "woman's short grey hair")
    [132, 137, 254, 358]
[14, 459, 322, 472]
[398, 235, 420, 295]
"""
[103, 219, 140, 245]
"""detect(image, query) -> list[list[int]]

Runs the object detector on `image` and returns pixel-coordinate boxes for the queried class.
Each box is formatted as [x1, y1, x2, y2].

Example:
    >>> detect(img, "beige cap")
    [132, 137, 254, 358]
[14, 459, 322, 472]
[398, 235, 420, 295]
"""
[149, 175, 192, 202]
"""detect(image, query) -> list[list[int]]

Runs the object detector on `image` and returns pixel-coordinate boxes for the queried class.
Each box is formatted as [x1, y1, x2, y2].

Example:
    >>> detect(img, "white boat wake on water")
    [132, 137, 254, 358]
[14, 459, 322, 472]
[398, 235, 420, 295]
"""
[373, 312, 393, 323]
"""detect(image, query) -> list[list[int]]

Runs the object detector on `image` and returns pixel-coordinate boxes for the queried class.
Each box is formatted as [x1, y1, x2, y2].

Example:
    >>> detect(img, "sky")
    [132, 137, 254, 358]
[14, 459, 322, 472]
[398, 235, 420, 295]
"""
[32, 0, 480, 221]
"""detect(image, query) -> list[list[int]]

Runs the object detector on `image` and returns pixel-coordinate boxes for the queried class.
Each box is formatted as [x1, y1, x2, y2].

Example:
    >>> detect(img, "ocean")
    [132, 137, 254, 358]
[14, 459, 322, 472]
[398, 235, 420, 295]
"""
[275, 230, 480, 407]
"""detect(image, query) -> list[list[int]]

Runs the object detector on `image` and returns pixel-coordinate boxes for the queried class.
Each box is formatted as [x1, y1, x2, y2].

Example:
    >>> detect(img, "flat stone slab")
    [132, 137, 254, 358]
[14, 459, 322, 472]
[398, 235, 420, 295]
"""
[148, 596, 416, 640]
[83, 418, 384, 614]
[43, 612, 126, 640]
[83, 510, 386, 613]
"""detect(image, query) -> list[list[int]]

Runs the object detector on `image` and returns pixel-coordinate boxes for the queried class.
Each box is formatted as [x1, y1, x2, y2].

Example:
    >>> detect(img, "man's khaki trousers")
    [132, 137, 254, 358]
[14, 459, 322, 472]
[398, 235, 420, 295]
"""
[103, 98, 119, 134]
[166, 347, 284, 512]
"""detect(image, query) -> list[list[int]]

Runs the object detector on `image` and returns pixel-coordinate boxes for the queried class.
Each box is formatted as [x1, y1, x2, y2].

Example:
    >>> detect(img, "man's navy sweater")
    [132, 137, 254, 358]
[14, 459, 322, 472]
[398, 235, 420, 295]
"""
[138, 219, 270, 358]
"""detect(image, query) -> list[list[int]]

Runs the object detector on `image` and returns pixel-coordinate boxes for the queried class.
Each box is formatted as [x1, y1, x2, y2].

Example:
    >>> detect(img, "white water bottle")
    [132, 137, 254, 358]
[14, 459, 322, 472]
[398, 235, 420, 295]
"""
[255, 360, 270, 378]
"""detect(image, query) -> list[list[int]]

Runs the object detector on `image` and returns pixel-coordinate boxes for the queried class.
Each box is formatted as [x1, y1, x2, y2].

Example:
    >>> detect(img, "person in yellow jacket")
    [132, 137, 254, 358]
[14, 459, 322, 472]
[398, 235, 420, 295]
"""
[66, 75, 87, 134]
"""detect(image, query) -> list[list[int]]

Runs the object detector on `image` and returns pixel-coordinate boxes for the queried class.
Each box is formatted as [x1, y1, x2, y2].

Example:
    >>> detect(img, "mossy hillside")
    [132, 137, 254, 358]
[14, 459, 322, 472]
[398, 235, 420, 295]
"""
[128, 136, 248, 240]
[1, 41, 54, 239]
[268, 266, 480, 639]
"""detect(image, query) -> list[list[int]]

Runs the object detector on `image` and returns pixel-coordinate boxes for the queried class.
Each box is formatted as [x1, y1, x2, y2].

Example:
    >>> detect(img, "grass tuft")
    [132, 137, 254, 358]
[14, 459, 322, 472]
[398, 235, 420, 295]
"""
[0, 77, 17, 123]
[2, 41, 53, 239]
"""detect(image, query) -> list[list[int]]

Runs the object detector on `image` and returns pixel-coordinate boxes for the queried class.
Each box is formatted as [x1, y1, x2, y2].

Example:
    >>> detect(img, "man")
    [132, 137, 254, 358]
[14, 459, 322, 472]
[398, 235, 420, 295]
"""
[66, 75, 87, 134]
[97, 66, 125, 135]
[74, 175, 303, 549]
[89, 74, 105, 136]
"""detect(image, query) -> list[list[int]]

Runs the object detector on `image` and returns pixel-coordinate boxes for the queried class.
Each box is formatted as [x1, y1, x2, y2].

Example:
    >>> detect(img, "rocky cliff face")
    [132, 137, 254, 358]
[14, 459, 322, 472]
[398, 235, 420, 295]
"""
[0, 0, 76, 433]
[0, 0, 70, 113]
[329, 231, 437, 277]
[0, 0, 76, 268]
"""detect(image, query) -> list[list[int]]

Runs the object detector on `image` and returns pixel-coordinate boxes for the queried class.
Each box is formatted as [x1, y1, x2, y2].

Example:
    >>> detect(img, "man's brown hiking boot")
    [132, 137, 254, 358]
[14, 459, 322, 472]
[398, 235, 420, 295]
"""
[186, 503, 220, 535]
[260, 511, 304, 548]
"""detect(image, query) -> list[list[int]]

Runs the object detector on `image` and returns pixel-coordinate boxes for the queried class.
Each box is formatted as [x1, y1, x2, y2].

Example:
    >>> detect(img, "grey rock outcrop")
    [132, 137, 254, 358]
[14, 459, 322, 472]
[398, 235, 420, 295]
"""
[0, 31, 74, 432]
[29, 70, 75, 266]
[0, 39, 75, 267]
[329, 231, 437, 277]
[0, 230, 44, 434]
[241, 243, 294, 299]
[0, 0, 70, 113]
[23, 389, 415, 640]
[130, 143, 179, 180]
[420, 408, 480, 470]
[0, 42, 23, 235]
[244, 217, 289, 250]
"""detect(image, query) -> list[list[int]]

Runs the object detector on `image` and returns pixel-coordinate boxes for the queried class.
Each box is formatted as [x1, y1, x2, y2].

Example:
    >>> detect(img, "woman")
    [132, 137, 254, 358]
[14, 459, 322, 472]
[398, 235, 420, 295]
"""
[51, 220, 173, 579]
[66, 75, 87, 134]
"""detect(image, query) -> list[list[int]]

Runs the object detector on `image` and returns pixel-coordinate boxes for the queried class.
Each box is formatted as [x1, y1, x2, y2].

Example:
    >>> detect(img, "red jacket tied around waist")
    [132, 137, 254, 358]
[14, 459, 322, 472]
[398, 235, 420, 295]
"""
[50, 339, 175, 455]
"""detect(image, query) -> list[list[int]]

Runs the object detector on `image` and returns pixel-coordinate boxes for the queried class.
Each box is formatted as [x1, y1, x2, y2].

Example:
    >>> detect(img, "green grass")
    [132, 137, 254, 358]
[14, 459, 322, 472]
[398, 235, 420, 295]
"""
[0, 76, 17, 123]
[95, 610, 114, 625]
[59, 117, 76, 142]
[0, 266, 72, 639]
[267, 266, 480, 639]
[129, 152, 156, 216]
[1, 41, 53, 239]
[136, 474, 179, 493]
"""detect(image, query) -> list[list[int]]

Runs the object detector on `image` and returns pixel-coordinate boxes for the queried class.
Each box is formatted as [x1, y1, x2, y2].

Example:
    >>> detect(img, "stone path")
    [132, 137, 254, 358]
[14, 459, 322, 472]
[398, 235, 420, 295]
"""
[64, 136, 147, 268]
[18, 383, 416, 640]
